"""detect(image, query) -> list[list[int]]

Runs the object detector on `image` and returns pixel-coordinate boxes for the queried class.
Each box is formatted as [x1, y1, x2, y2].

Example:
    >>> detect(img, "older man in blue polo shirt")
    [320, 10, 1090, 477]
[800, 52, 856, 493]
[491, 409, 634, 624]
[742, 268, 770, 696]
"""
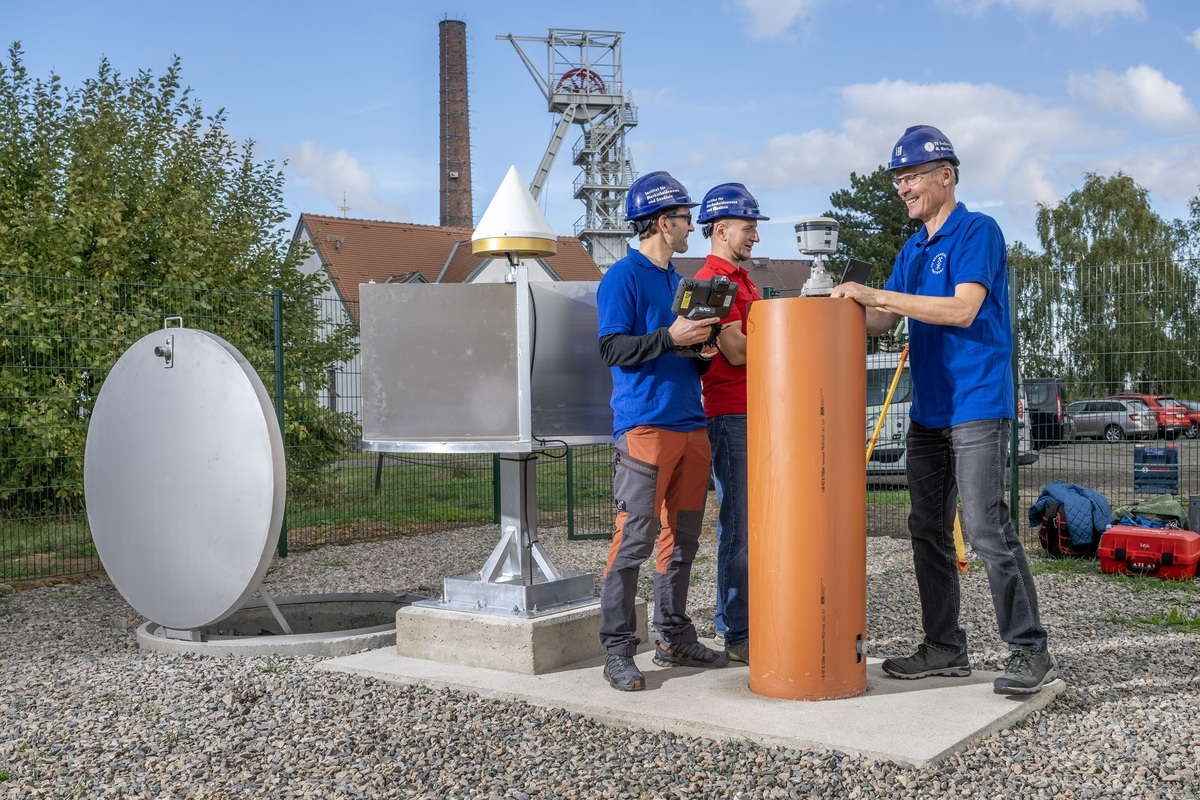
[832, 125, 1057, 696]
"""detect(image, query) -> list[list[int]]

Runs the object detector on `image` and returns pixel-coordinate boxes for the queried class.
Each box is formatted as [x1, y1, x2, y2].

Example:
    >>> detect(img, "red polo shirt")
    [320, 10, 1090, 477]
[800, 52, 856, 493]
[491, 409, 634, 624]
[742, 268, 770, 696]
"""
[695, 254, 761, 418]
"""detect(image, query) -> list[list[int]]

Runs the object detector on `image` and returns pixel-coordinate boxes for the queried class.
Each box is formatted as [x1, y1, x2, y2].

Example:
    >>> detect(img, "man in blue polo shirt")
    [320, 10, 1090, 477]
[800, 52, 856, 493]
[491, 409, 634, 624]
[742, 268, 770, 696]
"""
[595, 170, 730, 692]
[832, 125, 1057, 695]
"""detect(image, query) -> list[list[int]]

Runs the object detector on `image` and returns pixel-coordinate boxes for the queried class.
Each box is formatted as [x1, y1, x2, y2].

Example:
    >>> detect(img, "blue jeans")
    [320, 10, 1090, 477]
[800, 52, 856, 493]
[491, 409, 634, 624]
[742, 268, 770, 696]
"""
[707, 414, 748, 647]
[906, 419, 1047, 653]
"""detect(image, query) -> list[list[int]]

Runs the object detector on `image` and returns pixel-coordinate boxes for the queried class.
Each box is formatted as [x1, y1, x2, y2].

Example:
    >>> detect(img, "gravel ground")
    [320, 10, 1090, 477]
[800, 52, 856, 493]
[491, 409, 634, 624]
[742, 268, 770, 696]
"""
[2, 517, 1198, 799]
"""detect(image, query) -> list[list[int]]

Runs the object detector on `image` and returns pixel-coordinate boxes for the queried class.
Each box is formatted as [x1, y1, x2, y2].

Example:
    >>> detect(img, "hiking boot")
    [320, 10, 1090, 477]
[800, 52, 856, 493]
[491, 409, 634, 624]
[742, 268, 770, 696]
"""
[652, 639, 730, 668]
[603, 654, 645, 691]
[881, 643, 971, 679]
[993, 650, 1058, 695]
[726, 641, 750, 665]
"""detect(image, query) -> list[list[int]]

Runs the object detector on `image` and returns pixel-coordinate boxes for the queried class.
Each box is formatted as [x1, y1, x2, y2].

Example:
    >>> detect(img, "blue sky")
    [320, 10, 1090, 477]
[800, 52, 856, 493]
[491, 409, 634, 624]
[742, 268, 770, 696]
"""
[9, 0, 1200, 262]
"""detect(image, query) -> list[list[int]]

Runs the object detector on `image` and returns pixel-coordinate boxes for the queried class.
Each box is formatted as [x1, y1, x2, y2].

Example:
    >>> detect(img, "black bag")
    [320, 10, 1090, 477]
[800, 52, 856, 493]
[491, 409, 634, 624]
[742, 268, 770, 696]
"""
[1038, 500, 1097, 558]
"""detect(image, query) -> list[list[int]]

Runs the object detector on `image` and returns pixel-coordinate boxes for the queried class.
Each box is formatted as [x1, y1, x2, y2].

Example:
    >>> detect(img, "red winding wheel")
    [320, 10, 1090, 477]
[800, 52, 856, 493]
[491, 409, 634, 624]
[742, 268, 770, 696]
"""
[555, 68, 606, 94]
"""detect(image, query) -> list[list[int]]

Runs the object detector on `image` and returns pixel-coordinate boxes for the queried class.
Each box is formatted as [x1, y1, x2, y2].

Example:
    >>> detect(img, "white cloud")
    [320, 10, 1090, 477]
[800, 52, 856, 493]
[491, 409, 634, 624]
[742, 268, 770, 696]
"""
[1085, 142, 1200, 207]
[676, 73, 1200, 254]
[736, 0, 824, 40]
[940, 0, 1145, 27]
[726, 79, 1094, 193]
[281, 141, 409, 220]
[1068, 65, 1200, 132]
[1187, 28, 1200, 53]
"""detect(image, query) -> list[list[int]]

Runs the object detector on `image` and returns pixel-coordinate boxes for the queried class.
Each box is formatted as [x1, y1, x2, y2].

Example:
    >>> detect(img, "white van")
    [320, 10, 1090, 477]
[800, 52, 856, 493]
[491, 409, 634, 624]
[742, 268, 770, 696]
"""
[865, 351, 1038, 480]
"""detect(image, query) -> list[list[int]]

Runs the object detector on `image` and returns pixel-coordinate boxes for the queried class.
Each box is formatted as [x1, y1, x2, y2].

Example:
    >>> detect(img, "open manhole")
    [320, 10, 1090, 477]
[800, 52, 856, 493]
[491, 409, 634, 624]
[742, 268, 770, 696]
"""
[136, 593, 425, 657]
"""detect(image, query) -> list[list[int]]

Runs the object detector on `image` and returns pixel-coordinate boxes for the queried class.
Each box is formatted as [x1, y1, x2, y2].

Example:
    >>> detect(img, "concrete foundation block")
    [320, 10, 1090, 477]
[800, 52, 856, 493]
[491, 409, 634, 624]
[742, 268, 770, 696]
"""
[395, 598, 648, 674]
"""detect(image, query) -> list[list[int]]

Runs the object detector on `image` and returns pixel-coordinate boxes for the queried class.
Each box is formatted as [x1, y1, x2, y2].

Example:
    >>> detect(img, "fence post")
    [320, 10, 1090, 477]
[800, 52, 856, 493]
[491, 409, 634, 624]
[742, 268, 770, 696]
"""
[273, 289, 288, 557]
[566, 446, 575, 540]
[1007, 265, 1019, 529]
[492, 453, 501, 523]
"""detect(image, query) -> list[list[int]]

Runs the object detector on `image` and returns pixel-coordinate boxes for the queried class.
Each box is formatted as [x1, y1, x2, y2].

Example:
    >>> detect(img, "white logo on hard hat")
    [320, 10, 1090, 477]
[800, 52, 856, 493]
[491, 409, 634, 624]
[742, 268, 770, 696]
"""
[924, 142, 935, 153]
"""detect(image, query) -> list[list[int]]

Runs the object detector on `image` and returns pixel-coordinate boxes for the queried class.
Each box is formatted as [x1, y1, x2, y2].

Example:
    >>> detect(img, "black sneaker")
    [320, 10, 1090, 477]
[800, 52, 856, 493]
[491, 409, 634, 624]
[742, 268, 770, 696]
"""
[652, 639, 730, 668]
[993, 650, 1058, 695]
[603, 654, 645, 691]
[881, 643, 971, 679]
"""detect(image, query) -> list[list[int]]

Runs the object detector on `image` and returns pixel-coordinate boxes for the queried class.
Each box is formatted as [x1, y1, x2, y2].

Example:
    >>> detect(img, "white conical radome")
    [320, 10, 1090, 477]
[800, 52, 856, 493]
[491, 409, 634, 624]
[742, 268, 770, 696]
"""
[471, 165, 557, 258]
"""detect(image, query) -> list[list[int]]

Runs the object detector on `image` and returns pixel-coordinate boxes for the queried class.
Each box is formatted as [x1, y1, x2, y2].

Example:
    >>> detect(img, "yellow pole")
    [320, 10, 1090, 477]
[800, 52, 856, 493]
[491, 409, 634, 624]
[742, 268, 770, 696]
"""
[953, 510, 969, 573]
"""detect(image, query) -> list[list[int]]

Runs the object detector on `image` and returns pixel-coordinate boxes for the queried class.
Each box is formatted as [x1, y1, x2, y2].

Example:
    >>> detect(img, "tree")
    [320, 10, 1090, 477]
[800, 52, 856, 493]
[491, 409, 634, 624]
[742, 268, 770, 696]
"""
[1007, 241, 1061, 379]
[1029, 172, 1197, 396]
[0, 43, 357, 515]
[824, 166, 920, 286]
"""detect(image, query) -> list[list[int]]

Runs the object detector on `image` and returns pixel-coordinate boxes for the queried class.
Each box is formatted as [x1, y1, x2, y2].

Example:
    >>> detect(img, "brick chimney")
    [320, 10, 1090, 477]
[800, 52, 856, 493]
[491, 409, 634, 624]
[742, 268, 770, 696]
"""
[439, 19, 473, 229]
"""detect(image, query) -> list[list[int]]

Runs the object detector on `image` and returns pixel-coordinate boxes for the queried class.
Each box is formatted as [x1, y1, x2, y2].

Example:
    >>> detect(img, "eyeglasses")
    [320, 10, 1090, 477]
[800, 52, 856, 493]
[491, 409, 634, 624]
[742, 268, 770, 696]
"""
[664, 213, 693, 223]
[891, 164, 942, 189]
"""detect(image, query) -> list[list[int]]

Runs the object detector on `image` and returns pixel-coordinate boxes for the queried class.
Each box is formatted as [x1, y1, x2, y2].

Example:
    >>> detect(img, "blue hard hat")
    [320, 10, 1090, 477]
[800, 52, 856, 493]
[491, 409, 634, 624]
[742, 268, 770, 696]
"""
[624, 171, 698, 221]
[696, 183, 770, 224]
[888, 125, 960, 171]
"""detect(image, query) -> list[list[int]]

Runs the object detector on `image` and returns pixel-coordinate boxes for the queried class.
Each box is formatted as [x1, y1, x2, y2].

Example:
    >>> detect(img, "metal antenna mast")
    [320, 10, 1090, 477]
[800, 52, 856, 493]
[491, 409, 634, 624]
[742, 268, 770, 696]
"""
[498, 29, 638, 270]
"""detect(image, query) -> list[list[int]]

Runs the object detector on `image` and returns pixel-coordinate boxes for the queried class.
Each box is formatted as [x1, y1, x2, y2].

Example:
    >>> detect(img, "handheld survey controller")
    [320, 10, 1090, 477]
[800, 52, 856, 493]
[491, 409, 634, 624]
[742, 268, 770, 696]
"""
[670, 275, 738, 356]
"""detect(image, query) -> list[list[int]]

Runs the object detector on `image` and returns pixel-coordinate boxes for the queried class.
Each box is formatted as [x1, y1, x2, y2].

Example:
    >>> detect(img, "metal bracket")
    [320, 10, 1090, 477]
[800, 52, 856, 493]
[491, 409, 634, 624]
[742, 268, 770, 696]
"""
[154, 334, 174, 368]
[260, 591, 295, 635]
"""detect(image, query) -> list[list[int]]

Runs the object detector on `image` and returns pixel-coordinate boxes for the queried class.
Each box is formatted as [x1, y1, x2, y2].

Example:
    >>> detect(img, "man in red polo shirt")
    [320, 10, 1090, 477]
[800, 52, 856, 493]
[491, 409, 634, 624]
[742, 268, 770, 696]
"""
[693, 183, 769, 664]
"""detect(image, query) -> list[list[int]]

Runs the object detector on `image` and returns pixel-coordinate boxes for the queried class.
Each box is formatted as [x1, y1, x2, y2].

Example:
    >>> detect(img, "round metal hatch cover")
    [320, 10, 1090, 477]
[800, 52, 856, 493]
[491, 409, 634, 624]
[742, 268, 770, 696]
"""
[84, 328, 286, 630]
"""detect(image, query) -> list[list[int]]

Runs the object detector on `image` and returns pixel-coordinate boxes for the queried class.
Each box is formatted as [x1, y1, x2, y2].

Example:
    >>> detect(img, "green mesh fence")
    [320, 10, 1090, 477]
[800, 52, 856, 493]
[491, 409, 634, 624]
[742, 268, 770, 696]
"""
[0, 275, 613, 582]
[0, 274, 277, 581]
[5, 260, 1197, 583]
[1011, 258, 1200, 547]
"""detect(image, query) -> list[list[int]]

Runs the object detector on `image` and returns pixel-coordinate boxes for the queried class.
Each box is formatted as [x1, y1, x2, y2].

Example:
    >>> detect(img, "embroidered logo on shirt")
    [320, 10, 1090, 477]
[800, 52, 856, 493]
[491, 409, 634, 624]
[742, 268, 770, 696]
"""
[930, 252, 947, 275]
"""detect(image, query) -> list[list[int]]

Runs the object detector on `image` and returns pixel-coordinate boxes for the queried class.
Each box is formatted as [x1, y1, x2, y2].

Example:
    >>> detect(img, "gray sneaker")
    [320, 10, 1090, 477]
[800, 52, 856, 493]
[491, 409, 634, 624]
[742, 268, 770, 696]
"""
[652, 639, 730, 668]
[726, 641, 749, 665]
[993, 650, 1058, 695]
[603, 654, 645, 691]
[882, 643, 971, 679]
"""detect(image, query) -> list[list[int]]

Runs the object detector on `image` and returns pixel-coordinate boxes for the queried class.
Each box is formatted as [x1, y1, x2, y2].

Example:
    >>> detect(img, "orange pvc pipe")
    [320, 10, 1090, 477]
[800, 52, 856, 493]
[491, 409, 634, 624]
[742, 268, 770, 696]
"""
[746, 298, 867, 700]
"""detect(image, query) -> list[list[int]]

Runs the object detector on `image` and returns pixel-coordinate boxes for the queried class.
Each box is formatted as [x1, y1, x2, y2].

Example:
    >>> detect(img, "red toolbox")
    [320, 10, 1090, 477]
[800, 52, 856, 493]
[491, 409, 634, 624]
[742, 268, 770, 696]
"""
[1097, 525, 1200, 580]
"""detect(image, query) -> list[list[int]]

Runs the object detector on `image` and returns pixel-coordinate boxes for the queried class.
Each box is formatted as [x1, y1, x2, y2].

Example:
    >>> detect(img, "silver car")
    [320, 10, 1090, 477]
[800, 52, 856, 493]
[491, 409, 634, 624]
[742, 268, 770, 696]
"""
[1066, 398, 1158, 442]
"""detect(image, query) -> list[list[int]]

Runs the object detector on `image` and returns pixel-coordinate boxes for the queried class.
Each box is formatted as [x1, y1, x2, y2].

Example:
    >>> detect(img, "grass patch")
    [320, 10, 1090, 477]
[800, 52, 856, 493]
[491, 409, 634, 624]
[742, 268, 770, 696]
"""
[1027, 555, 1101, 576]
[285, 453, 614, 530]
[0, 515, 99, 581]
[1107, 572, 1200, 596]
[1111, 606, 1200, 633]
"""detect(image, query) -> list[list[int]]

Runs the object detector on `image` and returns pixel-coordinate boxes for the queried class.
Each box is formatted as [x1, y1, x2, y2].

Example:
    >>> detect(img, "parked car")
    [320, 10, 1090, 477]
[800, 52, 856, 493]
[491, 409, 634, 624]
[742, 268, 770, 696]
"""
[1066, 398, 1158, 442]
[865, 352, 1037, 479]
[1024, 377, 1070, 448]
[1177, 399, 1200, 439]
[1107, 393, 1190, 439]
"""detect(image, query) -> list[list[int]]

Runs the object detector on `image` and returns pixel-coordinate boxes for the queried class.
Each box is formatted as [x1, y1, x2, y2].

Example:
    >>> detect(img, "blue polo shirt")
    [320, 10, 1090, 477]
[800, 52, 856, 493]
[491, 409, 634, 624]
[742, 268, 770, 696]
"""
[597, 248, 706, 439]
[884, 202, 1014, 428]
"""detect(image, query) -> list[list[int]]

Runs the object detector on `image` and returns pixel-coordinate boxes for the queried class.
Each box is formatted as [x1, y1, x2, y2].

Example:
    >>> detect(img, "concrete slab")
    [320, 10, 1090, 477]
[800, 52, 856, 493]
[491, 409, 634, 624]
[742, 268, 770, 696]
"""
[319, 641, 1065, 767]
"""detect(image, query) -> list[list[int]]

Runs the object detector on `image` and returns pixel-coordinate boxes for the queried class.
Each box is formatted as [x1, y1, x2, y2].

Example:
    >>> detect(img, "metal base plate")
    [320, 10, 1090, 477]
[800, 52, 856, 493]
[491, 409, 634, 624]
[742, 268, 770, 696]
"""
[420, 571, 598, 618]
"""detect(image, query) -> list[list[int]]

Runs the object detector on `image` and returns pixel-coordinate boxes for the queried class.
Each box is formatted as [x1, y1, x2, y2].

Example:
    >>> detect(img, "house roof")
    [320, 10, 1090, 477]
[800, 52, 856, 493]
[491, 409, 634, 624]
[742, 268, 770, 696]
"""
[671, 256, 815, 296]
[295, 214, 603, 311]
